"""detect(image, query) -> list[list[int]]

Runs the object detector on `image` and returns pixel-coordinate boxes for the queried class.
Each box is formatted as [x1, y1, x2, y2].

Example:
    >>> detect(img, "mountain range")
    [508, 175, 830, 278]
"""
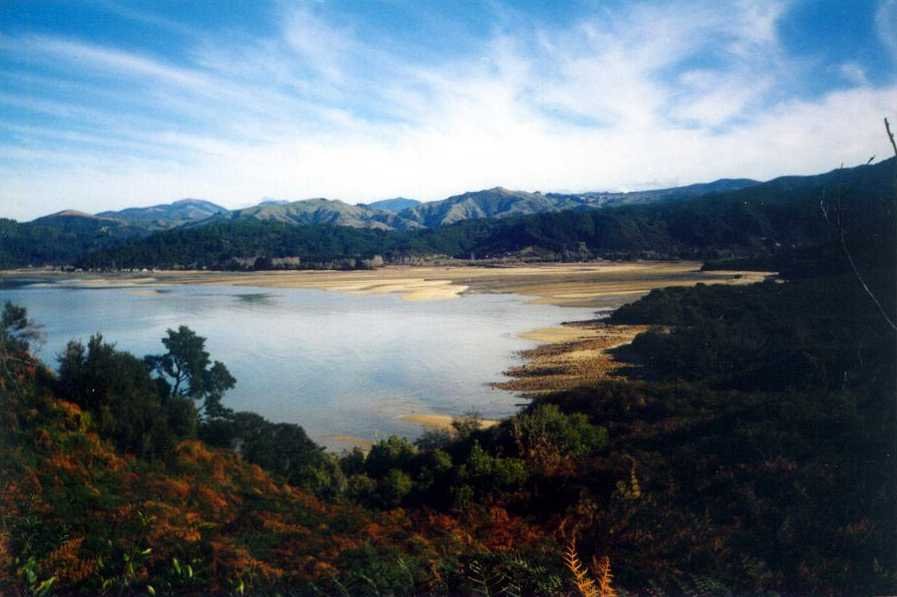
[95, 199, 229, 230]
[3, 159, 892, 270]
[27, 177, 761, 232]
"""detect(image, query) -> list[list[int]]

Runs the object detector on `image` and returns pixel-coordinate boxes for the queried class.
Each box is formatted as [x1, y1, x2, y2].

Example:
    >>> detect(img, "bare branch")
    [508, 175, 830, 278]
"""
[821, 134, 897, 333]
[886, 117, 897, 157]
[837, 217, 896, 332]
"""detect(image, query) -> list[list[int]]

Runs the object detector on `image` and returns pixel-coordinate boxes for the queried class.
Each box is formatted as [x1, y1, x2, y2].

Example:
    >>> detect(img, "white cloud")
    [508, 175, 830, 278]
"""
[839, 63, 869, 86]
[1, 0, 895, 220]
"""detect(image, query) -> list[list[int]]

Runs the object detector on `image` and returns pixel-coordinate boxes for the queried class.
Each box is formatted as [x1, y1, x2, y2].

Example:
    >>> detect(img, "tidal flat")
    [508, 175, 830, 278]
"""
[1, 260, 772, 306]
[0, 262, 772, 449]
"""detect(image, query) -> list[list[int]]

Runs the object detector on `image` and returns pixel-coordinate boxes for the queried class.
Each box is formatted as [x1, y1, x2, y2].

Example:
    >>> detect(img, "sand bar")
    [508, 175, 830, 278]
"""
[2, 261, 773, 309]
[399, 413, 499, 431]
[496, 322, 650, 393]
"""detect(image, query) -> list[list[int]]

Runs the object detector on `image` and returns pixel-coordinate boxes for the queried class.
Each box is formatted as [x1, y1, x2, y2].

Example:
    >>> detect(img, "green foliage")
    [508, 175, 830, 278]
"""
[537, 266, 896, 593]
[458, 442, 528, 493]
[512, 404, 608, 466]
[0, 301, 42, 355]
[414, 428, 453, 450]
[610, 270, 896, 391]
[365, 436, 417, 477]
[328, 545, 424, 596]
[460, 551, 567, 596]
[339, 446, 367, 475]
[0, 215, 145, 268]
[378, 469, 414, 507]
[346, 473, 378, 501]
[15, 556, 56, 596]
[56, 334, 196, 458]
[215, 412, 346, 497]
[0, 301, 43, 388]
[145, 326, 236, 419]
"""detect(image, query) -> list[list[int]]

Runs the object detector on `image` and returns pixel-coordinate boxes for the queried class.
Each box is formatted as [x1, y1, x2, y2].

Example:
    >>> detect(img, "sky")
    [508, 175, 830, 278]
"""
[1, 0, 896, 220]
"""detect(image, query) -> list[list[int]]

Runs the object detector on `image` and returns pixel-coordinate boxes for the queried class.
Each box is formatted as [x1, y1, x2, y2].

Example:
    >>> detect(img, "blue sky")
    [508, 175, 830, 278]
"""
[1, 0, 895, 220]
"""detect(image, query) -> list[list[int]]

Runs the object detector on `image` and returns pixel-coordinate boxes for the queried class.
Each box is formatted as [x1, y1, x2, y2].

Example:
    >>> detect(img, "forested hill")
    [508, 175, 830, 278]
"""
[0, 213, 146, 269]
[1, 157, 893, 269]
[72, 157, 896, 270]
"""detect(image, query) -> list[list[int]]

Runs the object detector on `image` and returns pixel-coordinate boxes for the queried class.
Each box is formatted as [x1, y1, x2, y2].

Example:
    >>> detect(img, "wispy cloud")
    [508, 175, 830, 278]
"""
[87, 0, 198, 38]
[0, 0, 895, 220]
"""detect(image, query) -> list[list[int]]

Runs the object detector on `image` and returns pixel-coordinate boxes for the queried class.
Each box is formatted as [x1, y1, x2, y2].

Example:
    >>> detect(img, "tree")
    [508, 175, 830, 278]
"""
[0, 302, 43, 387]
[145, 326, 235, 419]
[0, 302, 42, 354]
[57, 334, 197, 458]
[378, 469, 413, 507]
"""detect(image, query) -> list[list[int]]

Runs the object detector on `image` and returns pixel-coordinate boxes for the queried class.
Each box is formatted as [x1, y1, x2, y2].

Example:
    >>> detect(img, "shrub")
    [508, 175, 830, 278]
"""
[511, 404, 608, 469]
[365, 436, 417, 477]
[378, 469, 413, 507]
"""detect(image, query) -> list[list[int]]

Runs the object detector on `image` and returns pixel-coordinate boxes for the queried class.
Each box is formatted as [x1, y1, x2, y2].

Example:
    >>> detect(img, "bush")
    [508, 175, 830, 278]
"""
[56, 334, 196, 459]
[511, 404, 608, 468]
[378, 469, 413, 507]
[458, 442, 528, 494]
[365, 436, 417, 477]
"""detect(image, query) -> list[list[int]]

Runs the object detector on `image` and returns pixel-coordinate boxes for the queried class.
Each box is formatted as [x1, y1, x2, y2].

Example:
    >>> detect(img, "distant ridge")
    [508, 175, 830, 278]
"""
[31, 210, 124, 227]
[97, 198, 228, 230]
[25, 175, 762, 232]
[5, 157, 893, 269]
[364, 197, 420, 213]
[397, 187, 583, 227]
[221, 198, 423, 231]
[566, 178, 760, 208]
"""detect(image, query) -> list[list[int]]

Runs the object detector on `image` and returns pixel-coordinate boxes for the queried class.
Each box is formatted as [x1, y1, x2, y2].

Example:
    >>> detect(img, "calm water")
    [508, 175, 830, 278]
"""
[0, 283, 597, 448]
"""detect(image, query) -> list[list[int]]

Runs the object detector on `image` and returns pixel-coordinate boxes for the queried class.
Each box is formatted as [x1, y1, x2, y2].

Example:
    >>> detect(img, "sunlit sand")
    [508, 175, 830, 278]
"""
[4, 261, 774, 308]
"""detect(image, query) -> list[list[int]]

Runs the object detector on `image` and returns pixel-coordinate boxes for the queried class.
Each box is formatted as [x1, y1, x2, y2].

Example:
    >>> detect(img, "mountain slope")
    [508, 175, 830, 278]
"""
[461, 158, 895, 259]
[225, 198, 422, 230]
[2, 212, 147, 268]
[6, 159, 892, 269]
[74, 158, 895, 270]
[398, 187, 585, 227]
[97, 198, 228, 229]
[396, 179, 758, 228]
[568, 178, 760, 208]
[365, 197, 421, 212]
[32, 210, 122, 227]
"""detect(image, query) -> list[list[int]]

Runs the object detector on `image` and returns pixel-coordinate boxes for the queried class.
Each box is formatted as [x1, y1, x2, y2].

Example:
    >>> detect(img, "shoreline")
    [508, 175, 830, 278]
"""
[0, 261, 773, 445]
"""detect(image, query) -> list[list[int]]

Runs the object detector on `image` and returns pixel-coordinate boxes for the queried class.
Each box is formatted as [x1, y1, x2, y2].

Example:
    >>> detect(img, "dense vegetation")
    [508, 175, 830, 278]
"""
[2, 158, 892, 269]
[0, 216, 146, 269]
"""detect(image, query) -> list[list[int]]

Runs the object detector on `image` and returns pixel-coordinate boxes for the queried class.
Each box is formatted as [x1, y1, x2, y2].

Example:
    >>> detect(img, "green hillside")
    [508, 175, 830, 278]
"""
[70, 158, 895, 270]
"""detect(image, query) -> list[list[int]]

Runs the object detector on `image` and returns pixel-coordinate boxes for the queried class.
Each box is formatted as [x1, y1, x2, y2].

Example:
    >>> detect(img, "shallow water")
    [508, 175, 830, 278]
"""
[0, 283, 597, 448]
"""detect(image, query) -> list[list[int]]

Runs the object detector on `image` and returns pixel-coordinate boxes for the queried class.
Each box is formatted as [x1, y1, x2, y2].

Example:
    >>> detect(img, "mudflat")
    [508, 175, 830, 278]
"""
[2, 261, 772, 308]
[497, 321, 650, 393]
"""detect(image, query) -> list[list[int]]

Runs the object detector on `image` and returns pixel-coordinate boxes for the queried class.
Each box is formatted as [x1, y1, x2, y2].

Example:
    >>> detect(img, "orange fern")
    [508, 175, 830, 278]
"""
[563, 539, 598, 597]
[591, 555, 617, 597]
